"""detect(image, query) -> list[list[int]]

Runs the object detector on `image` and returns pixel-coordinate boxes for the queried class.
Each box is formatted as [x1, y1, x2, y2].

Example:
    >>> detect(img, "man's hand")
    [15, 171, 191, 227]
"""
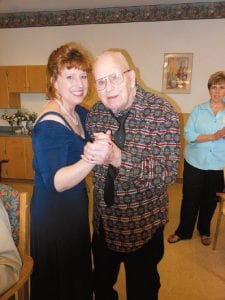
[94, 130, 121, 167]
[82, 130, 122, 167]
[82, 131, 113, 164]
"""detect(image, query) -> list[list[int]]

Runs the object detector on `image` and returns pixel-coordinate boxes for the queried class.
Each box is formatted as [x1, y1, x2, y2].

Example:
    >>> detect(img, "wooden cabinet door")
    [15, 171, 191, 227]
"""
[6, 66, 27, 93]
[0, 137, 34, 180]
[27, 65, 47, 93]
[5, 137, 27, 179]
[0, 138, 8, 178]
[24, 137, 34, 179]
[0, 67, 9, 108]
[0, 67, 20, 108]
[1, 65, 47, 96]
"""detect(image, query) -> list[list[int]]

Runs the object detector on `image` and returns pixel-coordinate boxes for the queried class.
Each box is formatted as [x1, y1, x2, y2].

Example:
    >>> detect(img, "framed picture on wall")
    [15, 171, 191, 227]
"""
[162, 53, 193, 94]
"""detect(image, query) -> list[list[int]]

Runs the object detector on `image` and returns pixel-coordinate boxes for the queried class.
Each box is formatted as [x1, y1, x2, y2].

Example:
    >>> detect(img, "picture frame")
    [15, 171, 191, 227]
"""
[162, 53, 193, 94]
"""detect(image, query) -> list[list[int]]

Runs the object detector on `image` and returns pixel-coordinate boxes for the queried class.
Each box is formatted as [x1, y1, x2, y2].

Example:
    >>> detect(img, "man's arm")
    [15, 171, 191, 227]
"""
[116, 104, 180, 193]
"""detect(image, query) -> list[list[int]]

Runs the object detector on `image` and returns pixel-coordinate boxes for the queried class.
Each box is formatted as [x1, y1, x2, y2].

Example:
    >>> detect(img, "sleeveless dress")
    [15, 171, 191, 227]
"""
[30, 106, 92, 300]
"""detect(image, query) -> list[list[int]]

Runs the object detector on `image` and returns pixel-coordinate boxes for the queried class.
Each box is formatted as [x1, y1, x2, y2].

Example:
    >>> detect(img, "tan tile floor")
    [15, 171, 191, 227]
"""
[6, 180, 225, 300]
[115, 183, 225, 300]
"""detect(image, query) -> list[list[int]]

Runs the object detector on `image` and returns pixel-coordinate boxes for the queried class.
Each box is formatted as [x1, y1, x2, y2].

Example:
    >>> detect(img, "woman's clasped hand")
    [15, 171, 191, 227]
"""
[82, 131, 113, 165]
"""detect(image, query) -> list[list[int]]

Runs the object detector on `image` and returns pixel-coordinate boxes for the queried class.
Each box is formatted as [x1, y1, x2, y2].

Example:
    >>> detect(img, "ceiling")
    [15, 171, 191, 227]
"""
[0, 0, 220, 14]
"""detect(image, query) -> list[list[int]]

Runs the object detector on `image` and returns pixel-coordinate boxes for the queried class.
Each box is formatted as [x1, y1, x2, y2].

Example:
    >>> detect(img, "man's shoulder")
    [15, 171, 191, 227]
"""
[88, 101, 107, 117]
[136, 85, 178, 114]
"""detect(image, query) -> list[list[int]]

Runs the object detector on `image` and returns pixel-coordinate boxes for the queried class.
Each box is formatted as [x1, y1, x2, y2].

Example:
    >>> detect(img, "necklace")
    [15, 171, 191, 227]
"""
[55, 100, 78, 125]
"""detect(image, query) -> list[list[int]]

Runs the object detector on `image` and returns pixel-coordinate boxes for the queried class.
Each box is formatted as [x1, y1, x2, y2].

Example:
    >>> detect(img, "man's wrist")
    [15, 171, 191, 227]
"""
[109, 148, 121, 167]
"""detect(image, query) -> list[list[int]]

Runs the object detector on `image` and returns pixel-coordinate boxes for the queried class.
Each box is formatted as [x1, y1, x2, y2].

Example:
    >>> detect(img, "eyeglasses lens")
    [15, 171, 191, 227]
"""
[95, 73, 124, 91]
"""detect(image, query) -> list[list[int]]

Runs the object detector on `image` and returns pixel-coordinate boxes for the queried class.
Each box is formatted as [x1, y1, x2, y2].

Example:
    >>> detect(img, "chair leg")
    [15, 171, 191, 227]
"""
[17, 281, 29, 300]
[212, 201, 222, 250]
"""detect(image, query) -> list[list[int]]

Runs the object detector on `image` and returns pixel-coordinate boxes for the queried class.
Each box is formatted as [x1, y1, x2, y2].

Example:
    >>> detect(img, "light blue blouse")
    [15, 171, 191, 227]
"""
[184, 101, 225, 170]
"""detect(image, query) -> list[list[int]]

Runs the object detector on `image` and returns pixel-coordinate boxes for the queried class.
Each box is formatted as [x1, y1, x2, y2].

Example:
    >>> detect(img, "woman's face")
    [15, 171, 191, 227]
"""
[54, 67, 88, 106]
[209, 80, 225, 103]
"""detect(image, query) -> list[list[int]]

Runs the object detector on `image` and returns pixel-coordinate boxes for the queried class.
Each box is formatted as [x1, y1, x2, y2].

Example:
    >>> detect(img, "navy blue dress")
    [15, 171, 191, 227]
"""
[30, 106, 92, 300]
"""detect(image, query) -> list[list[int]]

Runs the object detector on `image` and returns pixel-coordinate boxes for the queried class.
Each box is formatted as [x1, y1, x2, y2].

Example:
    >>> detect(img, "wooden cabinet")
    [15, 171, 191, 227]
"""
[5, 66, 26, 93]
[0, 67, 21, 108]
[26, 65, 47, 93]
[6, 65, 47, 93]
[0, 139, 6, 177]
[0, 65, 47, 108]
[0, 136, 34, 180]
[24, 138, 34, 179]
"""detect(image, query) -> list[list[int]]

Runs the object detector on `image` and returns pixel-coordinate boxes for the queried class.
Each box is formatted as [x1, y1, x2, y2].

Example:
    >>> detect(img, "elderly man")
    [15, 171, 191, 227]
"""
[84, 50, 180, 300]
[0, 198, 22, 295]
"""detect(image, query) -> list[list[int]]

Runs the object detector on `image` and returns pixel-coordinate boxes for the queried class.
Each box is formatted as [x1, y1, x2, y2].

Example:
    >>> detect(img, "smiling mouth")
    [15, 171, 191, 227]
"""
[71, 90, 84, 96]
[107, 95, 118, 100]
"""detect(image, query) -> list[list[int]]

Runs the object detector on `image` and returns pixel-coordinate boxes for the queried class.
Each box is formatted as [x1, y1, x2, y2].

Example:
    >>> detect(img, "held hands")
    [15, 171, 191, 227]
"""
[214, 127, 225, 140]
[82, 130, 121, 166]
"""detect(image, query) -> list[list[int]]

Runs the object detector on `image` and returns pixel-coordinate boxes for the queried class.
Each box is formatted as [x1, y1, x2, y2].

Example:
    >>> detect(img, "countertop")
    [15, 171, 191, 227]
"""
[0, 126, 31, 137]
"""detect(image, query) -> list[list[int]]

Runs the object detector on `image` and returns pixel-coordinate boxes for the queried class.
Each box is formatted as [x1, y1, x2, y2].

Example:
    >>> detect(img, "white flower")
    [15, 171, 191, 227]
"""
[1, 110, 37, 126]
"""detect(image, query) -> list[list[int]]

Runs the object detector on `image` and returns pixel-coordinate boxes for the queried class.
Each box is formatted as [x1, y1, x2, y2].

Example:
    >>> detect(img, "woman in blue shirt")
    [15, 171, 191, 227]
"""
[168, 71, 225, 246]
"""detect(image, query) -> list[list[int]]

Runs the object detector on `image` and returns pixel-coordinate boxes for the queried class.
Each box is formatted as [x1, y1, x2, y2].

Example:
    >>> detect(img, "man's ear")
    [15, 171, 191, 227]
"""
[129, 70, 136, 88]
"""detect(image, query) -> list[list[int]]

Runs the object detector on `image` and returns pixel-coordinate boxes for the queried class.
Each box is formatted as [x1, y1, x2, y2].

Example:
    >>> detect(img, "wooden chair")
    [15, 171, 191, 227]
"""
[0, 185, 33, 300]
[212, 192, 225, 250]
[212, 167, 225, 250]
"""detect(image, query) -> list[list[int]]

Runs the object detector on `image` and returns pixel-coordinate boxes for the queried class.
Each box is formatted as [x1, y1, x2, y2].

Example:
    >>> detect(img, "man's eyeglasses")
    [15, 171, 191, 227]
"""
[95, 70, 131, 91]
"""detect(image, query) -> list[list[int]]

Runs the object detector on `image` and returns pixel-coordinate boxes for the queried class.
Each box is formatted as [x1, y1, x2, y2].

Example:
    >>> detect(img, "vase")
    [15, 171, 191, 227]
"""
[10, 124, 14, 135]
[26, 121, 33, 135]
[21, 121, 27, 135]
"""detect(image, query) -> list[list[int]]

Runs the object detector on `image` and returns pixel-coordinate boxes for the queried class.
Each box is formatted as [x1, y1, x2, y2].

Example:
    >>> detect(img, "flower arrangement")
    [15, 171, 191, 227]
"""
[1, 109, 37, 126]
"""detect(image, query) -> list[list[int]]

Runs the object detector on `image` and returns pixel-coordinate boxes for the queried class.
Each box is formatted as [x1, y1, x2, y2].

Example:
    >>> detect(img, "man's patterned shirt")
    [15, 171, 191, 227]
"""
[86, 84, 180, 252]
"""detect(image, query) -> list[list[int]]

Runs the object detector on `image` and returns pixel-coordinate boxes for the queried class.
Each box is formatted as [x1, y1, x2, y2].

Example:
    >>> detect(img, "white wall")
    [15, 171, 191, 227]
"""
[0, 18, 225, 125]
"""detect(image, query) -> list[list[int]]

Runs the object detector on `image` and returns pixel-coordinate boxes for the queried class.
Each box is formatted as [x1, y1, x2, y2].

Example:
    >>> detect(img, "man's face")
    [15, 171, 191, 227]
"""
[93, 55, 136, 113]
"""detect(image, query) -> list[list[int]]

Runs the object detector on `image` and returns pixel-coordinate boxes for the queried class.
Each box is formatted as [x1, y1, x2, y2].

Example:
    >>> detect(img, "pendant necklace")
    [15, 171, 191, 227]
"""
[55, 100, 79, 125]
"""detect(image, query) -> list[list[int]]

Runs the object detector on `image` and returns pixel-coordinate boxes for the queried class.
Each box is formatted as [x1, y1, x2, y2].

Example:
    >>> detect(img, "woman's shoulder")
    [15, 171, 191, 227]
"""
[35, 100, 61, 122]
[190, 101, 209, 115]
[32, 121, 72, 152]
[33, 101, 68, 136]
[195, 100, 209, 109]
[33, 120, 67, 139]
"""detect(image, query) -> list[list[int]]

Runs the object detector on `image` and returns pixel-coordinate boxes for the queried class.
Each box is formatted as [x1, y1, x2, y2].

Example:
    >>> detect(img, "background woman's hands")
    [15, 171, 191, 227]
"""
[196, 127, 225, 143]
[214, 127, 225, 140]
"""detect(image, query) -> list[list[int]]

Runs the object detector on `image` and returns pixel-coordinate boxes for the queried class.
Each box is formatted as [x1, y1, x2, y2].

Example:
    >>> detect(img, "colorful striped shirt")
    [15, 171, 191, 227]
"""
[86, 84, 180, 252]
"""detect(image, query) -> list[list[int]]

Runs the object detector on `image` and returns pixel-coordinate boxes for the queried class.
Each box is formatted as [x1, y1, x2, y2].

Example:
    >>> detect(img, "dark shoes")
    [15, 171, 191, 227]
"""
[167, 234, 182, 243]
[200, 235, 211, 246]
